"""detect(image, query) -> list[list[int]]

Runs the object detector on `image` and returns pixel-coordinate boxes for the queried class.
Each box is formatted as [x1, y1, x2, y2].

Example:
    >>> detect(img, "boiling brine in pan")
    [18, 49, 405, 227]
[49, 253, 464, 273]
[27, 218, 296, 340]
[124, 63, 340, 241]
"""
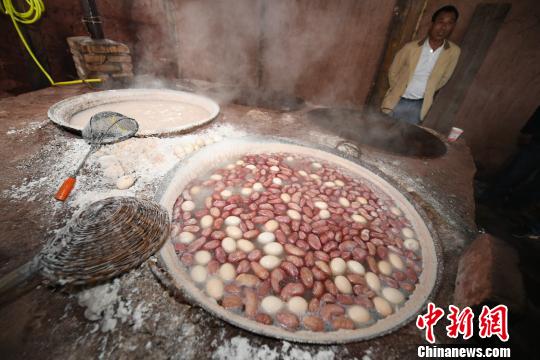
[70, 100, 212, 131]
[170, 152, 423, 332]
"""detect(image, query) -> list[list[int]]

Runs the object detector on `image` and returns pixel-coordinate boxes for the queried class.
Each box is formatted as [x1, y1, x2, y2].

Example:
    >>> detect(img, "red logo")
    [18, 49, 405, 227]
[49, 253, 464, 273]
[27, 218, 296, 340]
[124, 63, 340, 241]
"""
[446, 305, 474, 340]
[417, 303, 510, 343]
[478, 305, 509, 342]
[416, 303, 445, 343]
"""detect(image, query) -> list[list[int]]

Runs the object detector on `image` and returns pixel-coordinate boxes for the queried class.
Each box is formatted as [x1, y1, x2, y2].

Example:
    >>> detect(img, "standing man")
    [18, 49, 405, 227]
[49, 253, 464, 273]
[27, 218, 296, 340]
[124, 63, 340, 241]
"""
[381, 5, 461, 124]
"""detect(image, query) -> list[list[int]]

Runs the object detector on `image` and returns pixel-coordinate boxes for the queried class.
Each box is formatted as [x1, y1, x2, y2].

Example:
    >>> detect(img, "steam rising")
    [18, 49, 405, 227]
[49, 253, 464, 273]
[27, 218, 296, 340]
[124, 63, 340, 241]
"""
[127, 1, 377, 109]
[121, 0, 434, 156]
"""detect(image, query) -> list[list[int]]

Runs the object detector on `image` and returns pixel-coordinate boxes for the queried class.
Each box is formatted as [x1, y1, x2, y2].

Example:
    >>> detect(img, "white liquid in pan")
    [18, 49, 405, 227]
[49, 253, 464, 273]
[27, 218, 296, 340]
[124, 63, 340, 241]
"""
[70, 100, 212, 131]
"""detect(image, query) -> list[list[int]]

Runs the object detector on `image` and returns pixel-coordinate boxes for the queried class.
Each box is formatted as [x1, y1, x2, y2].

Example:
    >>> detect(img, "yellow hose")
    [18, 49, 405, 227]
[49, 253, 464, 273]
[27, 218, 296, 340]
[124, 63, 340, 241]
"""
[1, 0, 101, 86]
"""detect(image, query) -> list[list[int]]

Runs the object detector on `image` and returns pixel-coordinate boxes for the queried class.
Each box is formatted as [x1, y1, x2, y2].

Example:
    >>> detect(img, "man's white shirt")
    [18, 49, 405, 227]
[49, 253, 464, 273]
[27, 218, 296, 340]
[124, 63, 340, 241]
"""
[402, 40, 443, 100]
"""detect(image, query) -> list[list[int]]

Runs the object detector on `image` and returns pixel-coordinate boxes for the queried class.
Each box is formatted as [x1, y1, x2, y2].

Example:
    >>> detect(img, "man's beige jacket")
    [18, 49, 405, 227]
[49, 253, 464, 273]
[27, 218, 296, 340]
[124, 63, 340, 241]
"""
[381, 38, 461, 120]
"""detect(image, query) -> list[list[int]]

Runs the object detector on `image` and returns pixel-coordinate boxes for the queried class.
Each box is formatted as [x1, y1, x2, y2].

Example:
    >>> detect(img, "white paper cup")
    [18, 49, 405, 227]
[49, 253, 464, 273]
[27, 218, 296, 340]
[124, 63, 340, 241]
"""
[447, 127, 463, 142]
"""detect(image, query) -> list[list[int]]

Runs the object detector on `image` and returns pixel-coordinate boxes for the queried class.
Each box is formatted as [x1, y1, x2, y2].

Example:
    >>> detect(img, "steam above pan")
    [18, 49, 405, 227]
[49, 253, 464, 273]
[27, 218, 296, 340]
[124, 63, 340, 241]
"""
[306, 108, 447, 159]
[202, 84, 305, 112]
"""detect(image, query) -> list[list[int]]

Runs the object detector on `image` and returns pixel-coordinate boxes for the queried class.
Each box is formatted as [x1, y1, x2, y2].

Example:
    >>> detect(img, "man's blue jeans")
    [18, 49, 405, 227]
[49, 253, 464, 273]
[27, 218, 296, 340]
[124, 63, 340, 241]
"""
[390, 97, 423, 125]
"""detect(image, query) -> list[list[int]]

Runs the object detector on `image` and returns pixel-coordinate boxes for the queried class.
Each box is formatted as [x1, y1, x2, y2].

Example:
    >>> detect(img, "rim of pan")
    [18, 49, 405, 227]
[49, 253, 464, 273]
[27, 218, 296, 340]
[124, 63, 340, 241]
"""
[48, 88, 220, 136]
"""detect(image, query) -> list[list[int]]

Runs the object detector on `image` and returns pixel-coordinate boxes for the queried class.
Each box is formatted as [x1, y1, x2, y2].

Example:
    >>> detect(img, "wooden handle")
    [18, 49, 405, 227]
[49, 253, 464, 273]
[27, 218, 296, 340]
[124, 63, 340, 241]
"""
[0, 258, 41, 306]
[55, 177, 76, 201]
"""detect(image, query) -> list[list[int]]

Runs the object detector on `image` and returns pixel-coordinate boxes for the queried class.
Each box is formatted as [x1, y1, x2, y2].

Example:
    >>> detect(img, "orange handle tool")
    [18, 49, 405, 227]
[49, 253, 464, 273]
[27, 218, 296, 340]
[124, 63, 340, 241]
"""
[55, 177, 76, 201]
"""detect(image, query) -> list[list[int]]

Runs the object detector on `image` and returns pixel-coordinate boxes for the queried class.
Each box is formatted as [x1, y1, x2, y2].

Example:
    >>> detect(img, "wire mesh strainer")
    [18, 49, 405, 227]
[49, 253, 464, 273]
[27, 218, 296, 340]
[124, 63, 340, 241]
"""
[82, 111, 139, 145]
[55, 111, 139, 201]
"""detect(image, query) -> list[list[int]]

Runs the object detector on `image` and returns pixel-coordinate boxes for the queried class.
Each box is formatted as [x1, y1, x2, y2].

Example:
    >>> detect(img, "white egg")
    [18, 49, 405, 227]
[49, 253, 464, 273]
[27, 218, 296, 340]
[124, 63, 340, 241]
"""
[224, 216, 241, 226]
[280, 193, 291, 203]
[245, 164, 256, 170]
[178, 232, 195, 244]
[241, 187, 253, 196]
[347, 305, 371, 324]
[373, 296, 393, 317]
[253, 182, 264, 192]
[116, 175, 135, 190]
[270, 166, 280, 172]
[330, 258, 347, 275]
[338, 197, 350, 207]
[200, 215, 214, 229]
[310, 174, 320, 180]
[181, 201, 195, 212]
[236, 239, 255, 252]
[365, 272, 381, 292]
[357, 197, 368, 205]
[401, 227, 415, 238]
[263, 220, 279, 232]
[404, 238, 420, 252]
[318, 209, 330, 219]
[388, 253, 405, 270]
[287, 296, 308, 316]
[298, 170, 308, 177]
[210, 174, 223, 181]
[346, 260, 365, 275]
[272, 177, 283, 185]
[260, 255, 281, 270]
[334, 275, 352, 294]
[221, 237, 237, 253]
[314, 201, 328, 210]
[261, 296, 283, 315]
[335, 180, 345, 187]
[257, 232, 276, 244]
[312, 162, 322, 169]
[206, 277, 224, 300]
[190, 186, 201, 195]
[236, 160, 245, 166]
[183, 143, 194, 154]
[190, 265, 207, 283]
[263, 242, 284, 256]
[286, 209, 301, 221]
[225, 226, 243, 239]
[390, 206, 402, 216]
[352, 214, 367, 224]
[323, 181, 335, 187]
[378, 261, 393, 276]
[194, 250, 211, 265]
[220, 189, 232, 199]
[218, 263, 236, 281]
[382, 287, 405, 304]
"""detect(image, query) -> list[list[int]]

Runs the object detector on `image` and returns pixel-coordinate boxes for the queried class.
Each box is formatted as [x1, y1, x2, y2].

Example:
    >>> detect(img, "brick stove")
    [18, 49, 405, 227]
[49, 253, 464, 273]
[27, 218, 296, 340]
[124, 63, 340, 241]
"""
[67, 36, 133, 82]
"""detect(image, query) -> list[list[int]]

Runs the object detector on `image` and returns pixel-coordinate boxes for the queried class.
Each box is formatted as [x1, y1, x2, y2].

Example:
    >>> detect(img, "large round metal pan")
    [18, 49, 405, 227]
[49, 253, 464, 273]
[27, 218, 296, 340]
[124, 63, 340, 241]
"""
[48, 89, 220, 136]
[155, 137, 441, 343]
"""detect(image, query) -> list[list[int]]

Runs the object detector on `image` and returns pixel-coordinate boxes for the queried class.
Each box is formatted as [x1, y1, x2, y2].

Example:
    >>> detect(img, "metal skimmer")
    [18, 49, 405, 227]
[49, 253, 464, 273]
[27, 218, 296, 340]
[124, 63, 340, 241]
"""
[55, 111, 139, 201]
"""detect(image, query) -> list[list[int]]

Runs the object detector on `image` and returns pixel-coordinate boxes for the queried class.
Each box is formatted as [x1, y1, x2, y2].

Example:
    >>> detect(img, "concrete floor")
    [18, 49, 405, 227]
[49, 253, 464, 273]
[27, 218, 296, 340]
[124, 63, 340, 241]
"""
[0, 84, 477, 359]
